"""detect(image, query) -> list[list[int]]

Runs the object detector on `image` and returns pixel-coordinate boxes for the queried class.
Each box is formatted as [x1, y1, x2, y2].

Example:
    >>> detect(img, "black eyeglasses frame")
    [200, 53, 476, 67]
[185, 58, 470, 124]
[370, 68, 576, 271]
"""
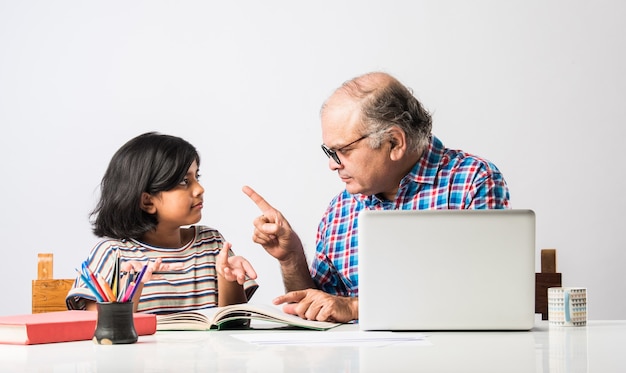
[321, 134, 371, 165]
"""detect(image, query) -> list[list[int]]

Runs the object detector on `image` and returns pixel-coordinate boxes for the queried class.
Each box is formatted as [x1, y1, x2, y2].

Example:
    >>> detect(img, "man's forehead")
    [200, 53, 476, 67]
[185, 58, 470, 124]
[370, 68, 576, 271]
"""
[322, 93, 360, 122]
[321, 100, 363, 145]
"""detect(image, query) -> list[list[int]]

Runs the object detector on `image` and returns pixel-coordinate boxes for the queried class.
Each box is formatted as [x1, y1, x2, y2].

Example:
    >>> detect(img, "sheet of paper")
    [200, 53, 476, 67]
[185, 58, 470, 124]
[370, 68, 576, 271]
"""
[231, 331, 431, 347]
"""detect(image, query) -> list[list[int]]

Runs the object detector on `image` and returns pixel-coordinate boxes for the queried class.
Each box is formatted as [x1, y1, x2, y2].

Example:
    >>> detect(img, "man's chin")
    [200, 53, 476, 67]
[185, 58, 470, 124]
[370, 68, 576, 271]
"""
[345, 184, 366, 195]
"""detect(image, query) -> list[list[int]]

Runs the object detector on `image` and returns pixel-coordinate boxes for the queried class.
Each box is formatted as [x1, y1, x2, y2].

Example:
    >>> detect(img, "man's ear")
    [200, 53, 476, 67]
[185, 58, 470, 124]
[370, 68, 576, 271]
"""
[140, 192, 157, 214]
[387, 126, 407, 161]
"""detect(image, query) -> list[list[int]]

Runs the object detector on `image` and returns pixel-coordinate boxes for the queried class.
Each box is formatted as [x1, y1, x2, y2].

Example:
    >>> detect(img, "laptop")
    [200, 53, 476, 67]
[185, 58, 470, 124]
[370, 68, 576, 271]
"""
[358, 209, 535, 331]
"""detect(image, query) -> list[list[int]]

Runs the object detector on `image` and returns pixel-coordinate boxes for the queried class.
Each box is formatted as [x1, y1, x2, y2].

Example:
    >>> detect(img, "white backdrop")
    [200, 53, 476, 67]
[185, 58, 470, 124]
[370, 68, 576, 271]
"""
[1, 0, 624, 319]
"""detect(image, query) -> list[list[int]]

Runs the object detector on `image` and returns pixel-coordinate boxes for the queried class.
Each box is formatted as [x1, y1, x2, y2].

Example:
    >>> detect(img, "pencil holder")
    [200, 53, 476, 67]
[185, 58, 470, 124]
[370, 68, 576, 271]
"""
[93, 302, 138, 345]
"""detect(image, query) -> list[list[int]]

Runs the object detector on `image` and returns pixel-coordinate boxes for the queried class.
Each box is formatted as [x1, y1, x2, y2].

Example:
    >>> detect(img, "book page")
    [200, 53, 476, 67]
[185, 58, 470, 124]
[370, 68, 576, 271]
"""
[213, 304, 340, 330]
[156, 304, 341, 331]
[156, 308, 219, 331]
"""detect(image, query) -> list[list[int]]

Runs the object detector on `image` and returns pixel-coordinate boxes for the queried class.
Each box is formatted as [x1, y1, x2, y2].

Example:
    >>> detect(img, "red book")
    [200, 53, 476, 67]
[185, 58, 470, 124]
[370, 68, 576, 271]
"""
[0, 310, 156, 345]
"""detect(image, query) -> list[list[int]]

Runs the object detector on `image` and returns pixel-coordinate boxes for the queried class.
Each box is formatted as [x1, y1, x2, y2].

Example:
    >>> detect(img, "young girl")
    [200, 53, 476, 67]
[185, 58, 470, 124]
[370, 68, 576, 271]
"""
[66, 132, 258, 313]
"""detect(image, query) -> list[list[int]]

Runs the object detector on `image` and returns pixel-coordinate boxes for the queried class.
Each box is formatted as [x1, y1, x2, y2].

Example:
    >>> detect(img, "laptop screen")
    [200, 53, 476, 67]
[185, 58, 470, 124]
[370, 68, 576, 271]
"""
[358, 209, 536, 331]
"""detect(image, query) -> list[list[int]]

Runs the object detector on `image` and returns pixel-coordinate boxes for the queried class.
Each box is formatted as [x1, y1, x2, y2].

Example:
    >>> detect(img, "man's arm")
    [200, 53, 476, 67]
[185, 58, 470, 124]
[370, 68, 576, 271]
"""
[278, 244, 316, 292]
[243, 186, 358, 322]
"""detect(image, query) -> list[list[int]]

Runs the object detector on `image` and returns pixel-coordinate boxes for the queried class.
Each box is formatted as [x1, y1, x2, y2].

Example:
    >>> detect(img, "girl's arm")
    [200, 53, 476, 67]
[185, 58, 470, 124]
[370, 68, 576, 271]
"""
[216, 242, 258, 306]
[217, 273, 247, 306]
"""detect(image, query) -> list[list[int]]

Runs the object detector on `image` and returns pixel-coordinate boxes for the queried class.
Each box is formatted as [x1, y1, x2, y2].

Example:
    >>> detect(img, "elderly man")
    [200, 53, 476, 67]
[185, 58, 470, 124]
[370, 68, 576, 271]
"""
[244, 71, 510, 323]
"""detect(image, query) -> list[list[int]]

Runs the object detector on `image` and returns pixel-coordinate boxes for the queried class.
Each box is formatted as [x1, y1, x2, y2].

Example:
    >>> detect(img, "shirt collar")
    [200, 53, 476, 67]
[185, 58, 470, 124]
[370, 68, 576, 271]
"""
[409, 135, 445, 186]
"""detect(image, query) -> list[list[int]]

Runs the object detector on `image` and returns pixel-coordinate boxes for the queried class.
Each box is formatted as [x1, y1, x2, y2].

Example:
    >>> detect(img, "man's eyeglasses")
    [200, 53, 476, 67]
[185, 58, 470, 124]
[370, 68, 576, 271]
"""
[321, 134, 370, 165]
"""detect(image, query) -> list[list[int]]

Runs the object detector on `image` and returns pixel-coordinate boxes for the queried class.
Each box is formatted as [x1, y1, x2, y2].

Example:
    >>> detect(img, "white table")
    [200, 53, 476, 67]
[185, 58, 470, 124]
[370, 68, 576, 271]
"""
[1, 319, 625, 372]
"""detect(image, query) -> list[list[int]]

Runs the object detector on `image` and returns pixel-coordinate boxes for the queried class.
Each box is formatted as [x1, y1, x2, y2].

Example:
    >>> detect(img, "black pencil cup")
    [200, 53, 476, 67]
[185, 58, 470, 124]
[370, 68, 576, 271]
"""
[93, 302, 138, 345]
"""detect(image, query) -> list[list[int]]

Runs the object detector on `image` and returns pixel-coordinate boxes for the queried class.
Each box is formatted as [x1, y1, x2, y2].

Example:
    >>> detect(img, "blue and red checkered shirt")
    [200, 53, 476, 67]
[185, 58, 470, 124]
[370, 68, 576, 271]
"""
[310, 136, 510, 296]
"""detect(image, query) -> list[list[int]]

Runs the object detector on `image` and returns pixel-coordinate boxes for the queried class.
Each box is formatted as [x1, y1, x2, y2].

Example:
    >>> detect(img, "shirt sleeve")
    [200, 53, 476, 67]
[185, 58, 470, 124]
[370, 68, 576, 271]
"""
[466, 165, 510, 209]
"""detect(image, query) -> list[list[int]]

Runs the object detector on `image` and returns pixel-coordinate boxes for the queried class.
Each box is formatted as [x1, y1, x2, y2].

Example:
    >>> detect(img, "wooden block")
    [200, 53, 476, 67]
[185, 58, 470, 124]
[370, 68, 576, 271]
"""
[32, 279, 74, 313]
[37, 253, 54, 280]
[541, 249, 557, 273]
[535, 272, 562, 320]
[33, 253, 73, 313]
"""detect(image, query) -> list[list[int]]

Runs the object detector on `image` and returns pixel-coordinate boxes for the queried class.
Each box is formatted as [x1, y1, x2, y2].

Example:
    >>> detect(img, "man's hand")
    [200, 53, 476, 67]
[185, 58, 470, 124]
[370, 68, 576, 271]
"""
[242, 185, 303, 262]
[243, 185, 315, 291]
[273, 289, 358, 323]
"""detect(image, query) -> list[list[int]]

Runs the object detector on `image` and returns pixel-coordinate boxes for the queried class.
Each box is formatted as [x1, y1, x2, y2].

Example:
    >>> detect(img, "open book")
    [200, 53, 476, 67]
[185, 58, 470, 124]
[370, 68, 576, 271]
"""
[156, 304, 341, 331]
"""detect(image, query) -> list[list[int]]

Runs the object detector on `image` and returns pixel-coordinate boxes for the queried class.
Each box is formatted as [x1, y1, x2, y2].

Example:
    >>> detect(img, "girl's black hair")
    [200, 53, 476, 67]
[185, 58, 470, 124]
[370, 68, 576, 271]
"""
[90, 132, 200, 239]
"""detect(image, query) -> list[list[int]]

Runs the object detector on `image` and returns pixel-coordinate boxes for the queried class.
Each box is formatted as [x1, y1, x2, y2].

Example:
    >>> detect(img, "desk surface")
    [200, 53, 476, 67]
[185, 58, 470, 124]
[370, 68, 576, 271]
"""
[2, 318, 625, 372]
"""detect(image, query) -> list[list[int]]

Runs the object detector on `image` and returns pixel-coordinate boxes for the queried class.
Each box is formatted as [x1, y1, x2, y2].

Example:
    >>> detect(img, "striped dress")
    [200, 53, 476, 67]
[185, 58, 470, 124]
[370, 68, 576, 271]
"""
[66, 225, 258, 314]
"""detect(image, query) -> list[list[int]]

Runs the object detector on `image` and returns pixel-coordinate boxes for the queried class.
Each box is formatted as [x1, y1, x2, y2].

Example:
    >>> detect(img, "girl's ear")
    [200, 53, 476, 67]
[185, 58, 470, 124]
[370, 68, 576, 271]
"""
[140, 192, 157, 214]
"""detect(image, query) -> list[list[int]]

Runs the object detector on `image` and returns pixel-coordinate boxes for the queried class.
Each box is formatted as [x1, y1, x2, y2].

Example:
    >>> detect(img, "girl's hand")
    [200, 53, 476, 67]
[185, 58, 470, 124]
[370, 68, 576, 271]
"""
[120, 258, 183, 282]
[217, 242, 258, 285]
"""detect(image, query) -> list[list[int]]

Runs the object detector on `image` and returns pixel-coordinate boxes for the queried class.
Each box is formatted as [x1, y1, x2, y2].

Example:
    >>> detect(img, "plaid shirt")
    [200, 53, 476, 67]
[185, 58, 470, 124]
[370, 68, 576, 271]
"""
[310, 136, 510, 296]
